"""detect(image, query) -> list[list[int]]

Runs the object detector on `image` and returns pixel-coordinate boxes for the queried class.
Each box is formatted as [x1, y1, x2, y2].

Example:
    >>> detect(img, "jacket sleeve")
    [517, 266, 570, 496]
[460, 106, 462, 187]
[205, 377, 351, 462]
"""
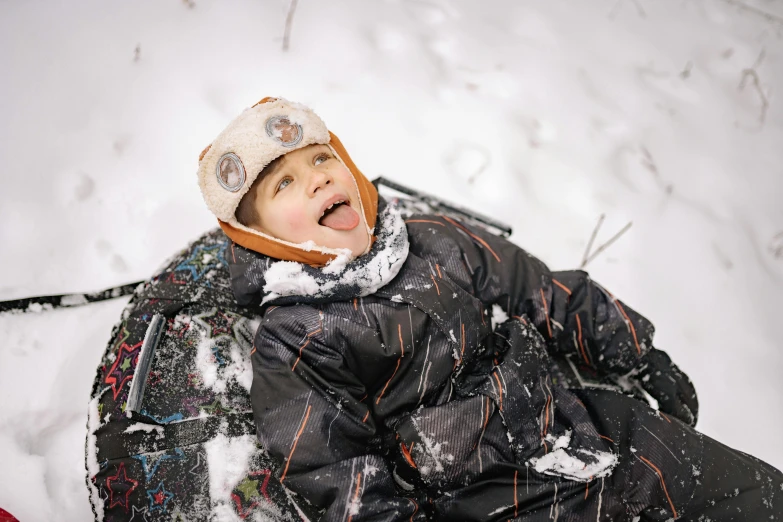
[430, 216, 654, 375]
[250, 306, 422, 522]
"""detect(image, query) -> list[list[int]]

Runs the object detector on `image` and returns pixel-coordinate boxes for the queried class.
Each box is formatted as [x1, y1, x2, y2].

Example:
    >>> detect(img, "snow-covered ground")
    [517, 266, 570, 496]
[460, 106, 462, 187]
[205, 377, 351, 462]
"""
[0, 0, 781, 520]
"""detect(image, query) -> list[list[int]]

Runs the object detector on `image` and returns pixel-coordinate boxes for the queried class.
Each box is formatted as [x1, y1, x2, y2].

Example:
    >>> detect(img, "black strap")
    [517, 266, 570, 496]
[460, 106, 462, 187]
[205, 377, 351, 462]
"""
[0, 281, 144, 314]
[373, 176, 513, 237]
[96, 411, 257, 460]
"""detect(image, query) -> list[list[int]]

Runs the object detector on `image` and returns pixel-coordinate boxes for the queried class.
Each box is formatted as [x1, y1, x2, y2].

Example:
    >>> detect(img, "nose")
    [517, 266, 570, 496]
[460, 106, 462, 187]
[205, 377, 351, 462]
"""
[306, 168, 332, 197]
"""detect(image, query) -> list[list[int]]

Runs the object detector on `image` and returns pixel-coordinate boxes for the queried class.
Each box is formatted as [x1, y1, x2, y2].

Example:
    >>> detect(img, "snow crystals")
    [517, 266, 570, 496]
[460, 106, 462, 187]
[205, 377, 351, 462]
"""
[529, 431, 618, 481]
[261, 203, 409, 304]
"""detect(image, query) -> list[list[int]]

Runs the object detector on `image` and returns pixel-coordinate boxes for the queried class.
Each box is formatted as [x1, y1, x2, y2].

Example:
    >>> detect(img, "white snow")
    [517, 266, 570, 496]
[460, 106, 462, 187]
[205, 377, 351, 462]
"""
[529, 431, 618, 481]
[60, 294, 89, 307]
[204, 432, 258, 504]
[0, 1, 781, 520]
[491, 303, 509, 330]
[123, 422, 164, 437]
[262, 203, 408, 303]
[193, 312, 254, 395]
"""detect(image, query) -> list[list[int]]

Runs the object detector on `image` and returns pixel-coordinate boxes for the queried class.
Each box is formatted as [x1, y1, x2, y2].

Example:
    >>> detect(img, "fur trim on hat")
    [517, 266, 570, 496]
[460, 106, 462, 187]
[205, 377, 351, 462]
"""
[197, 97, 330, 222]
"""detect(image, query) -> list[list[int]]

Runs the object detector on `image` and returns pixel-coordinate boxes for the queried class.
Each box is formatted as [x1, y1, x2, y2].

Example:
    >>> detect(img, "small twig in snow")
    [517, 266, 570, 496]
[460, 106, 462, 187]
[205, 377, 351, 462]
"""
[133, 44, 141, 63]
[639, 145, 673, 194]
[679, 61, 693, 79]
[719, 0, 783, 25]
[282, 0, 299, 52]
[739, 68, 769, 125]
[581, 214, 605, 268]
[581, 219, 633, 269]
[769, 232, 783, 260]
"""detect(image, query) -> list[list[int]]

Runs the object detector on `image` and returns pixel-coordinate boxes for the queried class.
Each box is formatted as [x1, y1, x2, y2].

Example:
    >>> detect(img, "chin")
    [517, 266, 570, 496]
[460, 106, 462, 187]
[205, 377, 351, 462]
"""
[337, 233, 370, 259]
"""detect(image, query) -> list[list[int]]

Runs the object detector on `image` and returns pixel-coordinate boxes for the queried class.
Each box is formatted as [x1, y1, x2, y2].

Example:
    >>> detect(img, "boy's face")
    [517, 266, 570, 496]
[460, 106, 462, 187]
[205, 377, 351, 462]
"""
[246, 144, 370, 257]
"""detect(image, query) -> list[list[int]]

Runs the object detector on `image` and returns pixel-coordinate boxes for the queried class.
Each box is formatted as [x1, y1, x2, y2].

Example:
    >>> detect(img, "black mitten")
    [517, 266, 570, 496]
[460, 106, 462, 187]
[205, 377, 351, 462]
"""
[637, 348, 699, 427]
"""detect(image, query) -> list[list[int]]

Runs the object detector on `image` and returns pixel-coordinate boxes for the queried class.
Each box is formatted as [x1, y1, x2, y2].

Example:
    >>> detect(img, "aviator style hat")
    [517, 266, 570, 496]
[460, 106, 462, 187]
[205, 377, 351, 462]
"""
[196, 97, 378, 266]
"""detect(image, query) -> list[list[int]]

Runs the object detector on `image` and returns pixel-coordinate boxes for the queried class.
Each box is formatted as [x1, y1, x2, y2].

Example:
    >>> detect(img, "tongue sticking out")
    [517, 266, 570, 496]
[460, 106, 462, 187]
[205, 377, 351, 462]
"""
[320, 203, 360, 231]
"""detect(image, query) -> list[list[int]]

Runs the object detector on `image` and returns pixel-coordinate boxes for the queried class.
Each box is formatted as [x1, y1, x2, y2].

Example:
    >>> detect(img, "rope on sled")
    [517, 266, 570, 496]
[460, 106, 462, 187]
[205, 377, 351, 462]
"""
[0, 280, 144, 315]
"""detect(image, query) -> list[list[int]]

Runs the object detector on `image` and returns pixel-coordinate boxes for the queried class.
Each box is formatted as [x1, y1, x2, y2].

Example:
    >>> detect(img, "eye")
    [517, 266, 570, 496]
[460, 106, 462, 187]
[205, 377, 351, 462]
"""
[314, 153, 330, 166]
[276, 176, 293, 192]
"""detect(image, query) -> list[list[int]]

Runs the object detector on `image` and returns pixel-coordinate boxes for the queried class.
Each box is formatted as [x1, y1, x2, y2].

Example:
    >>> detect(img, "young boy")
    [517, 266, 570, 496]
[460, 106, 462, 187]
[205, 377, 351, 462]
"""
[197, 97, 783, 521]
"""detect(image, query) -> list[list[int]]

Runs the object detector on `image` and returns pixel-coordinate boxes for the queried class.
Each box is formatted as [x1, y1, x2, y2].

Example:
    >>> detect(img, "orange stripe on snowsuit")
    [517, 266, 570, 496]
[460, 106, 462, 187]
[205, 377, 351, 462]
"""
[280, 404, 312, 483]
[408, 499, 418, 522]
[435, 264, 443, 278]
[639, 456, 678, 518]
[400, 442, 417, 468]
[376, 358, 401, 405]
[575, 314, 590, 365]
[398, 323, 405, 357]
[430, 274, 440, 295]
[608, 291, 642, 355]
[599, 434, 615, 444]
[346, 472, 362, 522]
[552, 278, 572, 295]
[441, 215, 502, 263]
[542, 394, 552, 437]
[513, 470, 519, 517]
[539, 288, 553, 338]
[362, 411, 370, 423]
[493, 371, 503, 411]
[291, 327, 322, 371]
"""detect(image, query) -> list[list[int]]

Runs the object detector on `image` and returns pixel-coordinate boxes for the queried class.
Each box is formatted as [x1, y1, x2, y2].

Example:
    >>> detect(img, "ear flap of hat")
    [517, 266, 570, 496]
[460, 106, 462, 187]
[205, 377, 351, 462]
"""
[327, 131, 378, 231]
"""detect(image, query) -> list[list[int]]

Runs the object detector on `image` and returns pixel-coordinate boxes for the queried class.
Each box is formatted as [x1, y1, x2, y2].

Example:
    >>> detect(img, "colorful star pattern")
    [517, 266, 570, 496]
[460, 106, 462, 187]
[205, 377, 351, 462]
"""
[200, 398, 235, 416]
[105, 341, 143, 400]
[146, 371, 163, 388]
[196, 309, 240, 339]
[211, 346, 226, 367]
[231, 470, 273, 519]
[163, 271, 188, 285]
[147, 481, 174, 513]
[167, 317, 191, 339]
[187, 372, 203, 388]
[175, 243, 227, 281]
[107, 462, 139, 512]
[133, 448, 185, 482]
[182, 396, 211, 416]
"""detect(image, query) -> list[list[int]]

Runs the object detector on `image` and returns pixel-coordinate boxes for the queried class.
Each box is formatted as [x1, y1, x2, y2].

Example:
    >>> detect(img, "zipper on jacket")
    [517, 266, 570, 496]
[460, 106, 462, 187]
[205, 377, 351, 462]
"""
[126, 313, 165, 413]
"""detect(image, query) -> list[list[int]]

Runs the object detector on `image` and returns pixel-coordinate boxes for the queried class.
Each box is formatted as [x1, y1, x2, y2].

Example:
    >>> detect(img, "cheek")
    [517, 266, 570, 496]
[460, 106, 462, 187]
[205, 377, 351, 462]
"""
[260, 200, 315, 239]
[331, 165, 356, 188]
[278, 203, 314, 231]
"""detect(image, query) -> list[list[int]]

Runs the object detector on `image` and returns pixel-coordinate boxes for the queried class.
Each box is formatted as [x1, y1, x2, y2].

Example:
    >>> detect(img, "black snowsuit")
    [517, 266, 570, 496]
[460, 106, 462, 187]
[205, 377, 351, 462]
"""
[231, 199, 783, 521]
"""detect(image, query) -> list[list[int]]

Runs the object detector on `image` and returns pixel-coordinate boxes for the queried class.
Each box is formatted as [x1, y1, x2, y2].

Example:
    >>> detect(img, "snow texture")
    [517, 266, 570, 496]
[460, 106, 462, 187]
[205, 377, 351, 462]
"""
[529, 431, 618, 481]
[262, 202, 409, 304]
[204, 432, 285, 521]
[0, 1, 781, 520]
[123, 422, 164, 437]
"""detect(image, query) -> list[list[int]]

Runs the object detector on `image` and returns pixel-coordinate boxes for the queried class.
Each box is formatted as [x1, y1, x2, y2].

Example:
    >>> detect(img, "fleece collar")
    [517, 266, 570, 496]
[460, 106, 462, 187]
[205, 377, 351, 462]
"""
[229, 199, 409, 307]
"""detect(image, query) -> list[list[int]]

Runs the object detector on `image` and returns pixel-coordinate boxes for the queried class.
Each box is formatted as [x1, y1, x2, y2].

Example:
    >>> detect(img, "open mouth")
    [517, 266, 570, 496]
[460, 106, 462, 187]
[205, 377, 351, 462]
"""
[318, 199, 360, 231]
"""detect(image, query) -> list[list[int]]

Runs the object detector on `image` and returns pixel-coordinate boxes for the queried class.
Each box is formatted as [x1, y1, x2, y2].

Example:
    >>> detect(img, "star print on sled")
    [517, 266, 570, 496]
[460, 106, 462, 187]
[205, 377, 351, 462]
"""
[0, 508, 19, 522]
